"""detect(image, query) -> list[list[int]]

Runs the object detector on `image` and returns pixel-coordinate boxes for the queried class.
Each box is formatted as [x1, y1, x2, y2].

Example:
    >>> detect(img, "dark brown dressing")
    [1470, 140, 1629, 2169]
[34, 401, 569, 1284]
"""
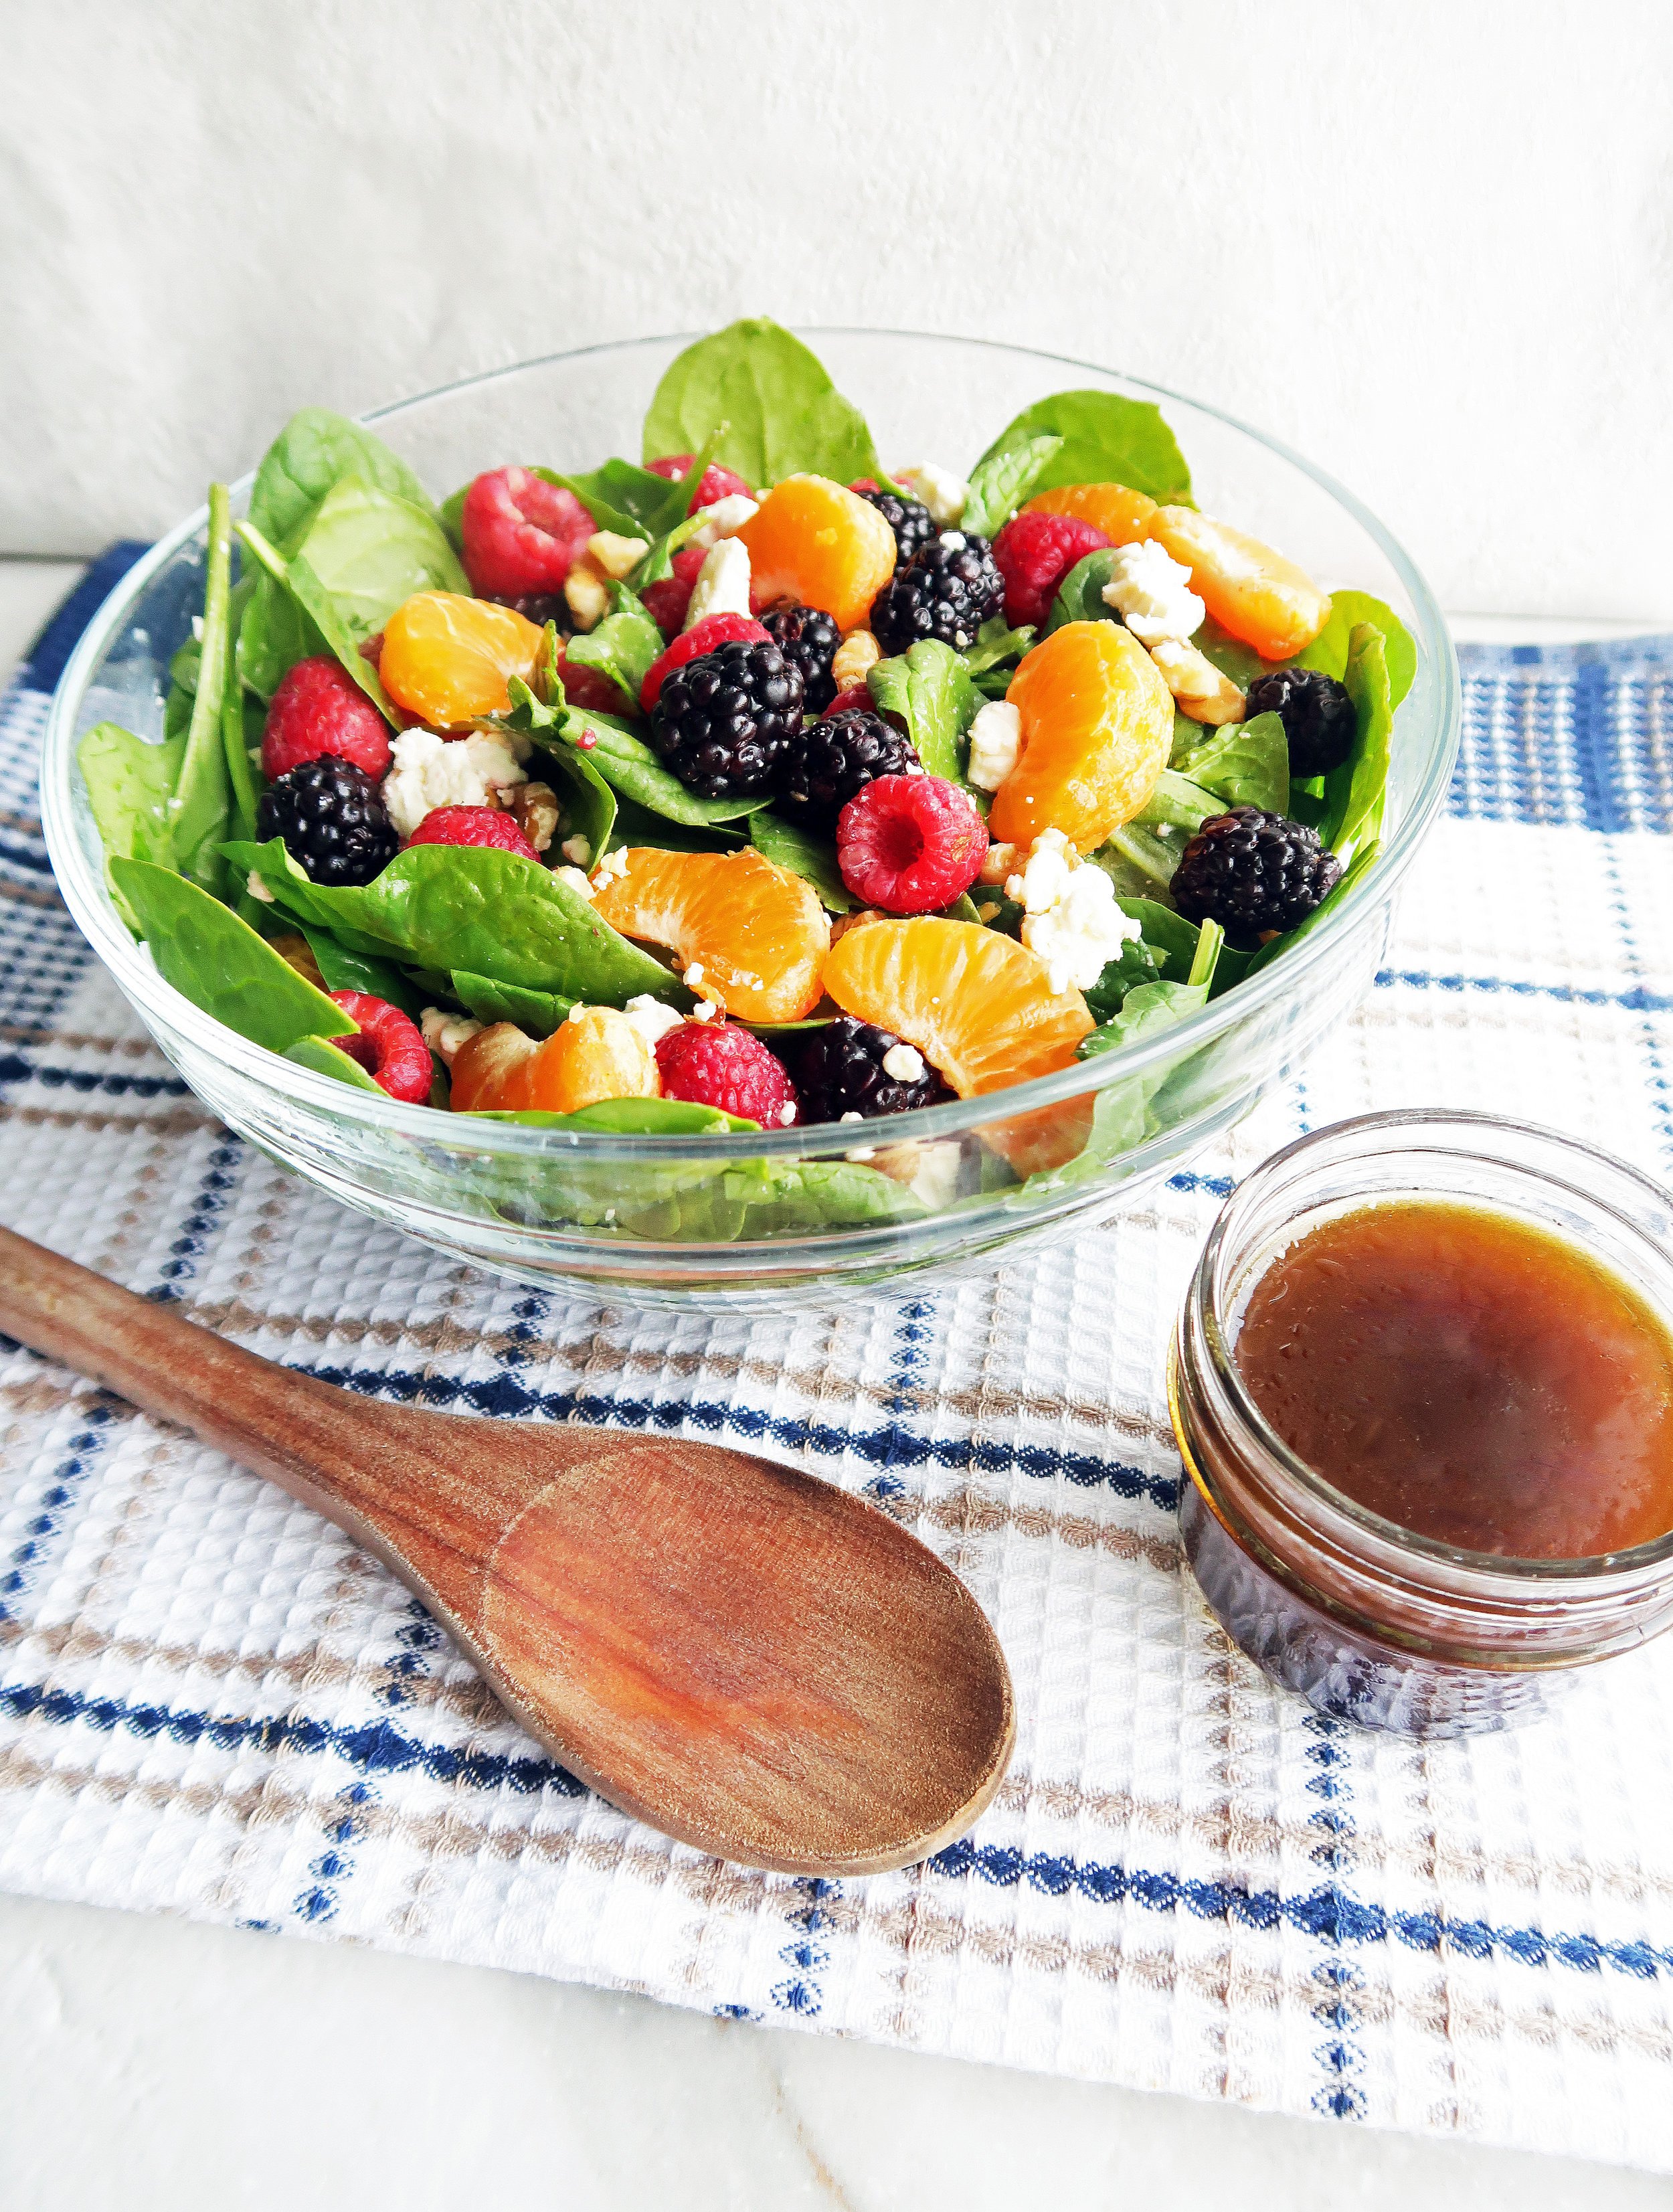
[1234, 1201, 1673, 1559]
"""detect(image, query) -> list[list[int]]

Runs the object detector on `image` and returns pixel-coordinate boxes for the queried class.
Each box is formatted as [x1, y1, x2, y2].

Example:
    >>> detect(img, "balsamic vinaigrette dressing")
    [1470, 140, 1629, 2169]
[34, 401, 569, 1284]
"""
[1233, 1202, 1673, 1559]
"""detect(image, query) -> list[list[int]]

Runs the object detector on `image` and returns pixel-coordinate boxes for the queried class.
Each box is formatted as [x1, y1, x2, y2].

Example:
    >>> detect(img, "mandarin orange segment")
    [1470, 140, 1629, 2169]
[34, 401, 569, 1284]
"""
[823, 919, 1091, 1098]
[1023, 481, 1158, 546]
[590, 847, 829, 1025]
[449, 1009, 660, 1115]
[379, 592, 545, 728]
[735, 475, 896, 632]
[1148, 507, 1329, 662]
[989, 620, 1172, 853]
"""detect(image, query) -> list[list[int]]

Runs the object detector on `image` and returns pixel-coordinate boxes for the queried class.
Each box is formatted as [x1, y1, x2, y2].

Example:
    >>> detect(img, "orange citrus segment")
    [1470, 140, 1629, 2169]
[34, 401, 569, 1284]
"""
[449, 1009, 660, 1115]
[822, 919, 1091, 1097]
[1148, 507, 1328, 662]
[736, 475, 896, 632]
[989, 620, 1172, 853]
[1023, 481, 1158, 546]
[379, 592, 545, 728]
[590, 847, 829, 1025]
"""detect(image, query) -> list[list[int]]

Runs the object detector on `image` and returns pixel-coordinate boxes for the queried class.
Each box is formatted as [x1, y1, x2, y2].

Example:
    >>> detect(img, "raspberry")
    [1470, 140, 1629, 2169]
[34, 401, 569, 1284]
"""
[260, 656, 393, 782]
[638, 611, 771, 712]
[327, 991, 433, 1103]
[406, 805, 538, 861]
[651, 639, 804, 798]
[1171, 806, 1344, 944]
[646, 454, 756, 513]
[796, 1015, 952, 1122]
[655, 1021, 798, 1126]
[836, 774, 988, 914]
[257, 758, 398, 886]
[639, 545, 709, 641]
[992, 511, 1112, 630]
[460, 466, 594, 599]
[823, 685, 874, 719]
[758, 602, 841, 712]
[780, 707, 919, 827]
[850, 484, 938, 567]
[553, 642, 633, 715]
[1243, 665, 1358, 778]
[869, 533, 1005, 655]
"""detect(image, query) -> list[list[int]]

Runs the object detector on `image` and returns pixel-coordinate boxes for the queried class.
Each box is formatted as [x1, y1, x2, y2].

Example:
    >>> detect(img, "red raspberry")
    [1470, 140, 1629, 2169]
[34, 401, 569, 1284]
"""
[406, 806, 538, 861]
[645, 454, 756, 513]
[836, 774, 988, 915]
[327, 992, 432, 1103]
[655, 1021, 798, 1127]
[992, 511, 1112, 630]
[461, 466, 594, 598]
[848, 479, 882, 495]
[261, 656, 392, 781]
[639, 544, 709, 641]
[553, 642, 632, 715]
[823, 685, 874, 719]
[638, 611, 772, 711]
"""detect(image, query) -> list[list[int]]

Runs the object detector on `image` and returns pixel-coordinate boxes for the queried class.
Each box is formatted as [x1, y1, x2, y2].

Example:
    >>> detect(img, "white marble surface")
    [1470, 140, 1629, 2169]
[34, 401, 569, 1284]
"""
[3, 563, 1669, 2207]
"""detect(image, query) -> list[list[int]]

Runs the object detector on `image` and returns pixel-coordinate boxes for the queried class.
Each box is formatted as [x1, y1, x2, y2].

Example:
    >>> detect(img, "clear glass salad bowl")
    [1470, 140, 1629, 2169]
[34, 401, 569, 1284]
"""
[40, 331, 1460, 1310]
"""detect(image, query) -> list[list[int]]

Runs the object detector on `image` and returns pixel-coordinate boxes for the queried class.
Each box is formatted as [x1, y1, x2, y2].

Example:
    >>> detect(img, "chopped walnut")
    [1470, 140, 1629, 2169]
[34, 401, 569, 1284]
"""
[420, 1007, 485, 1067]
[563, 557, 610, 631]
[1149, 639, 1245, 726]
[978, 841, 1023, 887]
[829, 906, 884, 943]
[505, 779, 559, 853]
[270, 933, 324, 989]
[830, 628, 881, 691]
[587, 530, 650, 580]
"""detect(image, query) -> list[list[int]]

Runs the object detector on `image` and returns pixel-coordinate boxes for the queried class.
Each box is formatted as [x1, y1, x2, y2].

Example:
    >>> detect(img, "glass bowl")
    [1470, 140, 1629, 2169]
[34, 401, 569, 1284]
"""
[39, 331, 1460, 1310]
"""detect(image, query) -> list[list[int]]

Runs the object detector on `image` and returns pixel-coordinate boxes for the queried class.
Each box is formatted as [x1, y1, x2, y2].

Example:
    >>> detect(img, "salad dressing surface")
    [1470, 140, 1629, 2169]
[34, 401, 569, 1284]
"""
[1234, 1201, 1673, 1559]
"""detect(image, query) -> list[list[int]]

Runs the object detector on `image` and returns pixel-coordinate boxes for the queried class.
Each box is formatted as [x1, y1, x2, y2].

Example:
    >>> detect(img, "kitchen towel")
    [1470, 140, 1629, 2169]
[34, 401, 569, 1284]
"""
[2, 568, 1672, 2169]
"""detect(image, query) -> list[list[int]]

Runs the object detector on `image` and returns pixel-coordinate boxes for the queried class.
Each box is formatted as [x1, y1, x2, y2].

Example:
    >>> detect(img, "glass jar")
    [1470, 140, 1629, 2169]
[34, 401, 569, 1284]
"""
[1170, 1110, 1673, 1737]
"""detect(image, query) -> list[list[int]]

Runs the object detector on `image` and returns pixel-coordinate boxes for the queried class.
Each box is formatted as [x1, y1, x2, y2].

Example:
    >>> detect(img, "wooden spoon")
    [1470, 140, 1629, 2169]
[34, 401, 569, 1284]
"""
[0, 1225, 1012, 1874]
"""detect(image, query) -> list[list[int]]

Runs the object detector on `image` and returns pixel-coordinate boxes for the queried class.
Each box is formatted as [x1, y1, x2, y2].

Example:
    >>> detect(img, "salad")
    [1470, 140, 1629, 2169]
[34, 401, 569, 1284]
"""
[78, 319, 1415, 1198]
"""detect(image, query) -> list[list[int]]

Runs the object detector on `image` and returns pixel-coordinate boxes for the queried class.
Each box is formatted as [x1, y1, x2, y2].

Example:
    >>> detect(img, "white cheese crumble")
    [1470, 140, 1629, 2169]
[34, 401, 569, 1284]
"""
[1004, 825, 1079, 913]
[691, 998, 719, 1022]
[553, 865, 596, 902]
[839, 1111, 865, 1123]
[777, 1101, 798, 1126]
[966, 699, 1023, 792]
[381, 730, 529, 841]
[687, 494, 760, 551]
[586, 530, 650, 580]
[893, 462, 969, 528]
[1100, 539, 1205, 647]
[1012, 837, 1140, 995]
[881, 1042, 926, 1084]
[420, 1007, 484, 1066]
[683, 962, 705, 988]
[245, 873, 275, 904]
[590, 845, 630, 885]
[683, 537, 753, 629]
[621, 995, 685, 1047]
[559, 833, 592, 866]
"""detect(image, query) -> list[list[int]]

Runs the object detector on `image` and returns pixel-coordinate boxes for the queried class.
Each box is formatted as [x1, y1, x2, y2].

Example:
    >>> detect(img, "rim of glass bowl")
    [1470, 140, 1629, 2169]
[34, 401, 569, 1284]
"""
[41, 327, 1462, 1168]
[1193, 1107, 1673, 1585]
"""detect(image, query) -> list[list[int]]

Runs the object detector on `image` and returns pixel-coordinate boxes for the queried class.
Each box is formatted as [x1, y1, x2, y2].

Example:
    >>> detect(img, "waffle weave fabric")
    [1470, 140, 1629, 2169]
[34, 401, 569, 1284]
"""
[3, 566, 1673, 2168]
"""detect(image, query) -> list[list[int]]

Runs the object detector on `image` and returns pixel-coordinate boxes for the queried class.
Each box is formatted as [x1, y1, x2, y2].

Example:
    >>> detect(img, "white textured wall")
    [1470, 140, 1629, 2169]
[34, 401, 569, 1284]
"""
[5, 0, 1671, 616]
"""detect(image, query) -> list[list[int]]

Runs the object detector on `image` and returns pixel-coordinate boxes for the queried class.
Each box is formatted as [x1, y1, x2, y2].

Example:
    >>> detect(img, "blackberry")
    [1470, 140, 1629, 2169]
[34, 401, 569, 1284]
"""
[853, 485, 937, 567]
[1170, 806, 1342, 945]
[484, 591, 569, 631]
[758, 601, 841, 713]
[869, 531, 1005, 655]
[779, 707, 919, 827]
[1245, 666, 1357, 779]
[650, 639, 804, 798]
[256, 757, 398, 887]
[796, 1015, 952, 1124]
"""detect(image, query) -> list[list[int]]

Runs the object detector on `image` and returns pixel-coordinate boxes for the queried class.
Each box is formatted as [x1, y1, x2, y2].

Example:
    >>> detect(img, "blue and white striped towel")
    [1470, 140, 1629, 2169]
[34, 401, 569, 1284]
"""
[2, 556, 1672, 2170]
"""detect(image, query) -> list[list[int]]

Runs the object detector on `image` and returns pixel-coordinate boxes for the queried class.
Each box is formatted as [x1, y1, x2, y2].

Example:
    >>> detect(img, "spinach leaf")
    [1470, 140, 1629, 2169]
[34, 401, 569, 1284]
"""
[634, 505, 717, 587]
[284, 1035, 383, 1092]
[1186, 917, 1224, 992]
[643, 319, 881, 488]
[1173, 711, 1289, 815]
[493, 667, 618, 859]
[749, 811, 853, 912]
[470, 1098, 758, 1134]
[962, 617, 1036, 677]
[236, 521, 399, 723]
[284, 473, 466, 636]
[439, 482, 468, 552]
[1112, 896, 1200, 979]
[218, 839, 685, 1006]
[1102, 820, 1185, 890]
[1083, 934, 1162, 1023]
[110, 857, 356, 1052]
[960, 434, 1063, 537]
[300, 926, 428, 1019]
[1299, 590, 1417, 708]
[600, 793, 746, 855]
[563, 584, 662, 705]
[169, 483, 236, 898]
[974, 391, 1193, 506]
[1134, 769, 1221, 835]
[537, 457, 685, 541]
[1245, 841, 1381, 977]
[1078, 976, 1210, 1061]
[1190, 615, 1271, 689]
[1045, 549, 1122, 632]
[867, 639, 981, 784]
[449, 972, 576, 1036]
[1325, 625, 1393, 866]
[219, 596, 260, 847]
[78, 723, 183, 888]
[1036, 976, 1210, 1186]
[553, 703, 773, 827]
[248, 408, 436, 546]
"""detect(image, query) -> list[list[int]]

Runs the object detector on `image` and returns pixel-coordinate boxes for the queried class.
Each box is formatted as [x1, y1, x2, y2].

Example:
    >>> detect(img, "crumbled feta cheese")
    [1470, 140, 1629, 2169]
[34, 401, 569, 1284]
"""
[777, 1101, 798, 1126]
[563, 560, 611, 631]
[683, 962, 705, 988]
[553, 865, 596, 902]
[586, 530, 650, 580]
[245, 873, 275, 904]
[692, 999, 719, 1022]
[938, 531, 967, 551]
[687, 494, 760, 551]
[559, 834, 592, 866]
[966, 699, 1023, 792]
[381, 729, 528, 840]
[590, 845, 630, 885]
[893, 462, 969, 528]
[1021, 859, 1140, 994]
[872, 1139, 962, 1208]
[420, 1007, 485, 1066]
[191, 614, 205, 643]
[881, 1042, 926, 1084]
[839, 1111, 865, 1123]
[1004, 825, 1079, 913]
[845, 1143, 877, 1163]
[1149, 639, 1245, 726]
[683, 537, 753, 629]
[1100, 539, 1205, 647]
[621, 994, 685, 1047]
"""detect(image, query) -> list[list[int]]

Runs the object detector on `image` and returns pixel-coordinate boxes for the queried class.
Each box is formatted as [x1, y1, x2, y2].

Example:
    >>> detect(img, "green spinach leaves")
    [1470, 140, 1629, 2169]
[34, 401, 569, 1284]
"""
[643, 319, 881, 489]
